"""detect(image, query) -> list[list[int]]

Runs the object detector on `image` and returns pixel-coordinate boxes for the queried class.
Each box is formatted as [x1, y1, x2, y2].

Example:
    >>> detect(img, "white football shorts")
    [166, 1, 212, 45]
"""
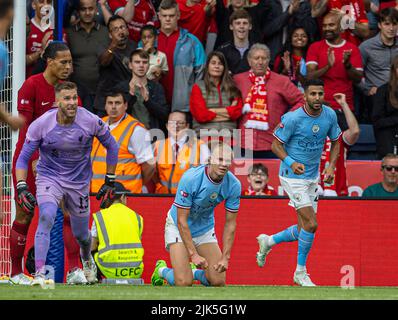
[279, 176, 319, 213]
[164, 211, 218, 251]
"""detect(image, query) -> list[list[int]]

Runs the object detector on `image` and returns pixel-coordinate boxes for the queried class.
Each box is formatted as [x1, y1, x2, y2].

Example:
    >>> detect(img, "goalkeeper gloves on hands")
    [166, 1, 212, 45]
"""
[16, 181, 37, 214]
[96, 174, 116, 209]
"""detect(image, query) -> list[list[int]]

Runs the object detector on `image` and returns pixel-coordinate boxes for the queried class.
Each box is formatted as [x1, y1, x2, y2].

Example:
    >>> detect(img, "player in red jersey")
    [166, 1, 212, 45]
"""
[319, 92, 360, 196]
[26, 0, 53, 78]
[311, 0, 370, 45]
[9, 42, 76, 285]
[101, 0, 159, 43]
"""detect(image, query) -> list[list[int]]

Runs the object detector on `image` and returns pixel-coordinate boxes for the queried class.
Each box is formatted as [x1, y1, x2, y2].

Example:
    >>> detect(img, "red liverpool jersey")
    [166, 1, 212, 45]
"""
[108, 0, 158, 43]
[320, 134, 351, 196]
[26, 19, 52, 78]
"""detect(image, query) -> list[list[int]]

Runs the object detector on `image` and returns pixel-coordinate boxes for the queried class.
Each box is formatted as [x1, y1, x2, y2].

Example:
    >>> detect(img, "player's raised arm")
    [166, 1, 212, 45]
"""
[323, 110, 342, 184]
[95, 119, 119, 209]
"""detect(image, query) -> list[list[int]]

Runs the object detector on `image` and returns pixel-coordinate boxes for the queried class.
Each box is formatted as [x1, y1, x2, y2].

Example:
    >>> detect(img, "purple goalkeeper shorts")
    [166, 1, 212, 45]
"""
[36, 176, 90, 217]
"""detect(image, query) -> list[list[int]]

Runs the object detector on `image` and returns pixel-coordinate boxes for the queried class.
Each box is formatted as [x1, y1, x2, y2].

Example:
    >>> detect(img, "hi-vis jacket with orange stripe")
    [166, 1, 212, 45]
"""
[93, 203, 144, 279]
[154, 136, 205, 194]
[91, 114, 143, 193]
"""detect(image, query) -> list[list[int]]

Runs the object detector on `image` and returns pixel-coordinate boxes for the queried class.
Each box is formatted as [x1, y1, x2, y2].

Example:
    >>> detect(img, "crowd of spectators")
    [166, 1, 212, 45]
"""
[20, 0, 398, 197]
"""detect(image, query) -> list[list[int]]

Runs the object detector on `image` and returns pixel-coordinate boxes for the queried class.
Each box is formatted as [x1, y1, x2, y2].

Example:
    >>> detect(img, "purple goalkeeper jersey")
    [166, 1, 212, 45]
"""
[16, 107, 118, 188]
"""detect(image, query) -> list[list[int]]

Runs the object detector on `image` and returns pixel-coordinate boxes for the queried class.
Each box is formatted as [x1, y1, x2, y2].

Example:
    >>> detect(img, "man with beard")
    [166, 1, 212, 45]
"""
[306, 12, 363, 112]
[256, 79, 341, 286]
[10, 42, 75, 285]
[94, 15, 136, 117]
[66, 0, 109, 112]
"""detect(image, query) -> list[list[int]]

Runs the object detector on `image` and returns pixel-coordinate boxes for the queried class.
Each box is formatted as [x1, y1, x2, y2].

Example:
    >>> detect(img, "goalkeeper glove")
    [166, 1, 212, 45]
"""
[96, 173, 116, 209]
[16, 181, 37, 214]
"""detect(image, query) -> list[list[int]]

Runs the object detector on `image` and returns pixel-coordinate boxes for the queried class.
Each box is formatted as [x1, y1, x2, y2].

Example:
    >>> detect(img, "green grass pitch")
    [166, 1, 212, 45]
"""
[1, 284, 398, 300]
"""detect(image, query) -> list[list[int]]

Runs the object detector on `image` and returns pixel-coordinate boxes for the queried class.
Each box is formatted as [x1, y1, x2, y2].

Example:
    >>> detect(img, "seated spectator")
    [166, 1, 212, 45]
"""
[67, 0, 110, 113]
[263, 0, 317, 66]
[273, 27, 309, 91]
[311, 0, 370, 46]
[234, 43, 304, 158]
[214, 0, 267, 49]
[218, 9, 253, 75]
[190, 51, 243, 141]
[176, 0, 215, 44]
[153, 111, 210, 193]
[26, 0, 53, 78]
[306, 12, 363, 112]
[94, 15, 136, 117]
[244, 163, 276, 196]
[91, 91, 155, 194]
[91, 182, 144, 281]
[371, 55, 398, 159]
[139, 25, 168, 81]
[359, 7, 398, 122]
[319, 93, 360, 196]
[100, 0, 158, 43]
[362, 153, 398, 197]
[157, 0, 206, 112]
[115, 49, 169, 134]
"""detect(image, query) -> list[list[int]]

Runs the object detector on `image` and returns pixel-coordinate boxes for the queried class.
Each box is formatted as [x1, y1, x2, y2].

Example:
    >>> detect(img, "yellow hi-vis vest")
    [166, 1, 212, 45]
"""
[91, 114, 143, 193]
[93, 203, 144, 279]
[154, 137, 204, 194]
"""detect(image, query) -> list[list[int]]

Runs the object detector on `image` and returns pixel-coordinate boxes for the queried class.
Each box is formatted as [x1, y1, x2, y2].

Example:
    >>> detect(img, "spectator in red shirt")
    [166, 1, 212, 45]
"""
[9, 42, 81, 284]
[190, 51, 243, 142]
[157, 0, 206, 112]
[306, 12, 363, 111]
[26, 0, 53, 78]
[244, 163, 276, 196]
[311, 0, 370, 45]
[234, 43, 304, 159]
[176, 0, 215, 44]
[100, 0, 158, 43]
[319, 92, 360, 196]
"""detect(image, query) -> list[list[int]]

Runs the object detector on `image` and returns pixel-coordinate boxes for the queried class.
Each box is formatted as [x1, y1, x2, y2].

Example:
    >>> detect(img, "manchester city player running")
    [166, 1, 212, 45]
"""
[15, 82, 119, 286]
[256, 79, 341, 286]
[151, 142, 241, 287]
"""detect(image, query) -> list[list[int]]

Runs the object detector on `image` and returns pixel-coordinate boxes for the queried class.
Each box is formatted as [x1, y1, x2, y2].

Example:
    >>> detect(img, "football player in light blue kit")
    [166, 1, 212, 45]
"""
[151, 142, 241, 287]
[0, 0, 25, 225]
[256, 79, 342, 286]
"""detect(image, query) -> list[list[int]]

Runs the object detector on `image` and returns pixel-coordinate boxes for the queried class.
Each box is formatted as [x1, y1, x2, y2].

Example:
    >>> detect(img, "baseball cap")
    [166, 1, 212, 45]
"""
[114, 182, 130, 195]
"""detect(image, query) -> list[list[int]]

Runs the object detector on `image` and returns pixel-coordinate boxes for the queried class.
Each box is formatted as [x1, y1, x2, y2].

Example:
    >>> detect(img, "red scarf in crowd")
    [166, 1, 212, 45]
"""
[242, 69, 271, 131]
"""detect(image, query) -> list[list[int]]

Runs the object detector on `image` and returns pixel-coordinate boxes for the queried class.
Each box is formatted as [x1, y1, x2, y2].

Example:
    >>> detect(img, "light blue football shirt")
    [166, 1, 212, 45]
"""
[0, 40, 9, 88]
[170, 165, 241, 238]
[273, 105, 342, 180]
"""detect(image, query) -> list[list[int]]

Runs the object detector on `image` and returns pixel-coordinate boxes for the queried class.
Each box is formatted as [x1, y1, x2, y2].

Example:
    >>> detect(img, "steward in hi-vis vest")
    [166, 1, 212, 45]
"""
[91, 182, 144, 279]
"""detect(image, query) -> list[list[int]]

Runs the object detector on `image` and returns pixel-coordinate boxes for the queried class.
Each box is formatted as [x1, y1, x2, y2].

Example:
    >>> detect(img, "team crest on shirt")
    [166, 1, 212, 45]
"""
[312, 124, 320, 133]
[293, 193, 302, 202]
[210, 192, 218, 200]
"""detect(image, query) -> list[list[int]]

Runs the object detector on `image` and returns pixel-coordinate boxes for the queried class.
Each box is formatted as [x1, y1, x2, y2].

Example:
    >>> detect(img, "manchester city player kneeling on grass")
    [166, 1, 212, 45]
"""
[15, 82, 119, 286]
[256, 79, 341, 286]
[151, 142, 241, 287]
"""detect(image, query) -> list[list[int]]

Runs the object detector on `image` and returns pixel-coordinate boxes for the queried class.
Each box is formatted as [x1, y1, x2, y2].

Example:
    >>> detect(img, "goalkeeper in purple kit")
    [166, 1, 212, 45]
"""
[15, 82, 119, 286]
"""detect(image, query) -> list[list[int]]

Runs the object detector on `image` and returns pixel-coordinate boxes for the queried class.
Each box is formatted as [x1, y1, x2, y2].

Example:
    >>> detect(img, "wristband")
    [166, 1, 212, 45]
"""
[283, 156, 295, 167]
[105, 173, 116, 186]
